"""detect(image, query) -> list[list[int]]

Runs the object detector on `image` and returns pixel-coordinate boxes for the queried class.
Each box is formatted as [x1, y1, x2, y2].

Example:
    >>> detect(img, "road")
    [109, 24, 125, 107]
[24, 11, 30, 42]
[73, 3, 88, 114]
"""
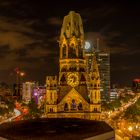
[101, 93, 140, 139]
[0, 108, 21, 125]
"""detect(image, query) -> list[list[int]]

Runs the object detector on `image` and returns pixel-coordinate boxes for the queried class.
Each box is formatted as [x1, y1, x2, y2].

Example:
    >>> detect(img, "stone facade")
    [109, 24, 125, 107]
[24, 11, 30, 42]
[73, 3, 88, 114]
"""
[45, 11, 101, 120]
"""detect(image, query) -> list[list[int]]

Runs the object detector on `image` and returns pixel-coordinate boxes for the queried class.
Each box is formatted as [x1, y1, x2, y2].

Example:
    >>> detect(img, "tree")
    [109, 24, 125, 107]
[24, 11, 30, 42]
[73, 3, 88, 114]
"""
[4, 98, 15, 112]
[123, 97, 140, 122]
[0, 107, 9, 116]
[103, 99, 121, 111]
[26, 99, 42, 119]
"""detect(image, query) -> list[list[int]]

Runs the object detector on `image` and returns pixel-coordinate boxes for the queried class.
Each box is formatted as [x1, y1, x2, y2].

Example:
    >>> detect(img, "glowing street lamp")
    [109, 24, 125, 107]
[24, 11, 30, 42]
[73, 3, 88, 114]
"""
[128, 126, 133, 131]
[20, 72, 25, 77]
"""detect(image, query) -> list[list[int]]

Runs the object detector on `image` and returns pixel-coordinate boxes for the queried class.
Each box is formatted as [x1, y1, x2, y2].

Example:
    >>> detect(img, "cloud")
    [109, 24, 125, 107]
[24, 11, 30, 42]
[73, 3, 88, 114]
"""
[47, 36, 59, 43]
[109, 42, 130, 54]
[0, 16, 45, 50]
[85, 32, 110, 51]
[0, 31, 35, 49]
[84, 31, 138, 56]
[0, 15, 51, 74]
[125, 49, 140, 55]
[0, 44, 10, 57]
[26, 47, 57, 58]
[80, 6, 117, 20]
[0, 19, 52, 83]
[0, 1, 15, 6]
[0, 52, 18, 70]
[0, 16, 35, 33]
[47, 17, 62, 26]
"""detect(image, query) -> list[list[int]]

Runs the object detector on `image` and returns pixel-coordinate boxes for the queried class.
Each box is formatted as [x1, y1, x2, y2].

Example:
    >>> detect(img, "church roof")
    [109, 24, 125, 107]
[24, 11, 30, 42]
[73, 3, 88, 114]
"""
[75, 85, 89, 102]
[58, 85, 89, 103]
[58, 86, 72, 102]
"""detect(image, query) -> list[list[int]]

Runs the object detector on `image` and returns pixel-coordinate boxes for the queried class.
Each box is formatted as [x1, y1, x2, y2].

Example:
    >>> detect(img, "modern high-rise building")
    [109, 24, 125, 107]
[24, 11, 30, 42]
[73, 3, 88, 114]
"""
[84, 44, 110, 102]
[45, 11, 101, 120]
[110, 88, 118, 101]
[97, 51, 110, 102]
[22, 82, 37, 103]
[33, 86, 46, 106]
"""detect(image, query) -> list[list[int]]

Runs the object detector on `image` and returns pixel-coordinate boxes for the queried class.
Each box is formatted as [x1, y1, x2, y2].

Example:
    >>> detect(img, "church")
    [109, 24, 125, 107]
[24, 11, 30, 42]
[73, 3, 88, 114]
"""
[45, 11, 101, 120]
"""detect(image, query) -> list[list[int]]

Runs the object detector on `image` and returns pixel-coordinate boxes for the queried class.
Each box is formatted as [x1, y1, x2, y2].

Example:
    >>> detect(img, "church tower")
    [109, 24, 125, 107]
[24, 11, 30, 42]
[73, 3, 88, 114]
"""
[46, 76, 57, 113]
[59, 11, 87, 88]
[89, 55, 101, 113]
[46, 11, 101, 120]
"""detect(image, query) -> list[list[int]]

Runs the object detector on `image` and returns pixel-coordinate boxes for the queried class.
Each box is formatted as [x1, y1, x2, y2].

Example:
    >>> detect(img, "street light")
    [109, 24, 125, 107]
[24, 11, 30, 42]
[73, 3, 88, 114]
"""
[128, 126, 133, 131]
[20, 72, 25, 77]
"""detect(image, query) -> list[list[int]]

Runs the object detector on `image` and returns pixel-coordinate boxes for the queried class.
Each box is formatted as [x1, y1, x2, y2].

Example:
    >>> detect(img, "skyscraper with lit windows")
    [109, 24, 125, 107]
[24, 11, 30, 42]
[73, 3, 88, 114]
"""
[84, 42, 110, 102]
[97, 51, 110, 102]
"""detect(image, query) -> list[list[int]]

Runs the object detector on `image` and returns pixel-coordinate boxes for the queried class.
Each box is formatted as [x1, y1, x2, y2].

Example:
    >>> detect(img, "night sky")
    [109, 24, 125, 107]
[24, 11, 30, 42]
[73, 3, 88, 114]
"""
[0, 0, 139, 87]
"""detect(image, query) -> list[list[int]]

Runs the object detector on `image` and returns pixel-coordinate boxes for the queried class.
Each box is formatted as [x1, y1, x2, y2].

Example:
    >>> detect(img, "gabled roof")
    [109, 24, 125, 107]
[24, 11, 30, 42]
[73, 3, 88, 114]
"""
[58, 86, 72, 102]
[75, 85, 89, 102]
[58, 85, 89, 103]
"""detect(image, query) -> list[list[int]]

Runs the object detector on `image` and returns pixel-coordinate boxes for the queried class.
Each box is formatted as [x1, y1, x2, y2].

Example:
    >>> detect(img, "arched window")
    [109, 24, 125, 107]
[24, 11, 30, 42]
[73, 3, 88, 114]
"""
[50, 92, 52, 100]
[67, 25, 69, 30]
[50, 108, 53, 112]
[78, 102, 83, 110]
[80, 74, 86, 81]
[71, 99, 76, 110]
[63, 45, 66, 58]
[60, 74, 66, 82]
[79, 68, 85, 72]
[90, 93, 93, 102]
[71, 67, 76, 71]
[93, 108, 97, 112]
[95, 92, 96, 99]
[61, 67, 66, 72]
[69, 47, 76, 58]
[64, 103, 68, 111]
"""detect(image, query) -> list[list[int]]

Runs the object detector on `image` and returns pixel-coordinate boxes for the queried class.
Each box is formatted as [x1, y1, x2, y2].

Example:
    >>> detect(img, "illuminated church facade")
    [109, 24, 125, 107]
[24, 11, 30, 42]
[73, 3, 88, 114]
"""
[45, 11, 101, 120]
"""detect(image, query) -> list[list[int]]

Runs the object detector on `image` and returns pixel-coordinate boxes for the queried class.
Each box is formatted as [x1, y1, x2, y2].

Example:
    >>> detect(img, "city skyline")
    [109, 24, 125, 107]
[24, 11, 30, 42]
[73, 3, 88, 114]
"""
[0, 0, 140, 86]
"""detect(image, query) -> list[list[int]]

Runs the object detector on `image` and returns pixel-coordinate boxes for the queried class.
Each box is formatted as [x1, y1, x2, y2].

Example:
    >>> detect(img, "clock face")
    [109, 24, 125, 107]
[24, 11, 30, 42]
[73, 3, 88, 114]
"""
[67, 73, 79, 87]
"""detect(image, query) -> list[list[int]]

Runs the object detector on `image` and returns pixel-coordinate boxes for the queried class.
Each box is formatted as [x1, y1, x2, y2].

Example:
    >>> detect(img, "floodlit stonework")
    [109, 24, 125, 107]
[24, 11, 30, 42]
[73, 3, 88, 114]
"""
[45, 11, 101, 120]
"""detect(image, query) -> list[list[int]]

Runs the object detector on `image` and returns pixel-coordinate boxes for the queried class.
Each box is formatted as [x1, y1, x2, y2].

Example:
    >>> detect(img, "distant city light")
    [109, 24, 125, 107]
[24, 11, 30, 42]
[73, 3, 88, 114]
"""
[128, 126, 133, 131]
[34, 93, 38, 96]
[20, 72, 25, 77]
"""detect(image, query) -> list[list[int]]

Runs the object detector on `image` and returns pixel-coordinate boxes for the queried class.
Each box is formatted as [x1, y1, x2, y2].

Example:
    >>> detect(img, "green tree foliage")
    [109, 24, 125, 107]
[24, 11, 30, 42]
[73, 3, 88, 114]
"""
[124, 98, 140, 122]
[0, 97, 15, 116]
[136, 98, 140, 106]
[0, 107, 9, 116]
[5, 99, 15, 112]
[102, 99, 121, 111]
[120, 94, 134, 103]
[24, 99, 42, 119]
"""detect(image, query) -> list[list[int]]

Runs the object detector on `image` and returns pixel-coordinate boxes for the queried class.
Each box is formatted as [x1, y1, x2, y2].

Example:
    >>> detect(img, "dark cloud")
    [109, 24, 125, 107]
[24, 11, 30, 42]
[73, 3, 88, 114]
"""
[0, 31, 35, 49]
[0, 16, 34, 33]
[0, 0, 139, 86]
[0, 44, 10, 57]
[47, 17, 62, 26]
